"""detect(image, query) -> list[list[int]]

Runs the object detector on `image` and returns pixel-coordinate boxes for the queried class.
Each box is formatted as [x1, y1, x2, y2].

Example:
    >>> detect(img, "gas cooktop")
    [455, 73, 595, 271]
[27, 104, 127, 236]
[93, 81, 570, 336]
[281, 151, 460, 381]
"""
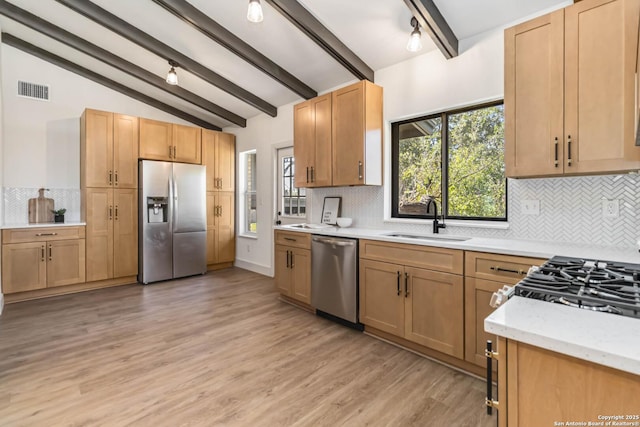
[515, 256, 640, 319]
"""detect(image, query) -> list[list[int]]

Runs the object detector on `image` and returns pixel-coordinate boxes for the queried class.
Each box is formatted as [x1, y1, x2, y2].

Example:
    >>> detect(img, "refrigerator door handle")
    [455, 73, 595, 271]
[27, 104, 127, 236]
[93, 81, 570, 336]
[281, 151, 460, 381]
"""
[172, 173, 179, 232]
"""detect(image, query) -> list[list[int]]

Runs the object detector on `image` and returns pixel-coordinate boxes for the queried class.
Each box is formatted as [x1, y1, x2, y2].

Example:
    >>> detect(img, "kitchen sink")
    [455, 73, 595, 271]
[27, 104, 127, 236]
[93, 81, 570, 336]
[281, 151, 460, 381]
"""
[383, 232, 470, 242]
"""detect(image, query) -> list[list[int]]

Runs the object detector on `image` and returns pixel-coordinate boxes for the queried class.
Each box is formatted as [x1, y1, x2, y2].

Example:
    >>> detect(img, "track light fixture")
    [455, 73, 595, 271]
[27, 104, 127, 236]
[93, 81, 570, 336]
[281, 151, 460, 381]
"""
[406, 17, 423, 52]
[166, 60, 179, 85]
[247, 0, 263, 23]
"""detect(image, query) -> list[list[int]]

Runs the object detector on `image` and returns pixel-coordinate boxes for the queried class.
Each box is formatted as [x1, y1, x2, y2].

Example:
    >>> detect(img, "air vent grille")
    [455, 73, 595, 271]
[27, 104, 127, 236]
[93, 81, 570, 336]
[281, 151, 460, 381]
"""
[17, 80, 49, 101]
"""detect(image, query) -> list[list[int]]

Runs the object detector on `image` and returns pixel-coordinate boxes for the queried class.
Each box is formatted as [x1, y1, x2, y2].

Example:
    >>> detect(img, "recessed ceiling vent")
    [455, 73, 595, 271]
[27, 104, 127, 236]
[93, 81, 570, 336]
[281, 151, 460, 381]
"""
[17, 80, 49, 101]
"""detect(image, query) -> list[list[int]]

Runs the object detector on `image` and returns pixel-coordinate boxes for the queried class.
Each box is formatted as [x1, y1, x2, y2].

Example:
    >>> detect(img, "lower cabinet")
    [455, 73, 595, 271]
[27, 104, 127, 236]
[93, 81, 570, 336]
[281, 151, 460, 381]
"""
[206, 191, 235, 267]
[274, 231, 311, 305]
[498, 337, 640, 427]
[1, 226, 86, 294]
[359, 240, 465, 359]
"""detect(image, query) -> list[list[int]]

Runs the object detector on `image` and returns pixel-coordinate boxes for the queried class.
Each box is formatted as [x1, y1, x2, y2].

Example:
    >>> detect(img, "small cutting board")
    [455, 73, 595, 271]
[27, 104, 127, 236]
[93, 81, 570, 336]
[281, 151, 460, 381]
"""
[28, 188, 54, 223]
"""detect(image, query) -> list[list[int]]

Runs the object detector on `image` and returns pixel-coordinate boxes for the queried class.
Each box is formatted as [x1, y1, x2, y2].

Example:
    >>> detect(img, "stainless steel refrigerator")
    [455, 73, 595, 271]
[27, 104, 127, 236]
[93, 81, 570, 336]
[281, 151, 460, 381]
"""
[139, 160, 207, 284]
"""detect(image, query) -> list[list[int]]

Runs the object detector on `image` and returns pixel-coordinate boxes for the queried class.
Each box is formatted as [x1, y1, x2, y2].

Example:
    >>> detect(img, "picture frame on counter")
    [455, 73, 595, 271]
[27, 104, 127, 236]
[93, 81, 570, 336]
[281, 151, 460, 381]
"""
[321, 197, 341, 225]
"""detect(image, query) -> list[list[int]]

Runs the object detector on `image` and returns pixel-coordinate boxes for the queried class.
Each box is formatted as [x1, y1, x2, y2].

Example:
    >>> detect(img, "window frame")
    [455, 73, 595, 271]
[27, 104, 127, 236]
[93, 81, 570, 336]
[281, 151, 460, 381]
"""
[391, 100, 507, 222]
[277, 148, 306, 220]
[239, 149, 257, 236]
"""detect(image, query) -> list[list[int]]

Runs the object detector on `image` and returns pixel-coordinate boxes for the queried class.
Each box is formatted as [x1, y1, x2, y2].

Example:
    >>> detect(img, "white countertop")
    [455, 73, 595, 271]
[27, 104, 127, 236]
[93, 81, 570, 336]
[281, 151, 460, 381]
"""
[274, 224, 640, 263]
[2, 222, 86, 229]
[485, 297, 640, 375]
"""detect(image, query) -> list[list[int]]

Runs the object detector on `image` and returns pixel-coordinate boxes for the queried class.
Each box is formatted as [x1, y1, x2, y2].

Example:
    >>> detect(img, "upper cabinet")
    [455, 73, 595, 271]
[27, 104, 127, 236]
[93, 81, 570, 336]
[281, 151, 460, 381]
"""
[293, 80, 383, 188]
[294, 93, 332, 187]
[81, 109, 139, 189]
[202, 129, 235, 192]
[139, 119, 201, 164]
[505, 0, 640, 178]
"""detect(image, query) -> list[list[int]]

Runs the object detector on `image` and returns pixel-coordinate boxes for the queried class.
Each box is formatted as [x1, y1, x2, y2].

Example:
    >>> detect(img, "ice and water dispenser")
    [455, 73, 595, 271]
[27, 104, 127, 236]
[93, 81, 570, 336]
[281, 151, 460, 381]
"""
[147, 197, 168, 223]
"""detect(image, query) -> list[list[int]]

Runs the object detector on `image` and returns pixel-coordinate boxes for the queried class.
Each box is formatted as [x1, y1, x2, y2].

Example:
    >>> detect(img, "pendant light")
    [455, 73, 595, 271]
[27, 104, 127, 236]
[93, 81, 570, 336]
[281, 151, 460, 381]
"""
[406, 17, 423, 52]
[247, 0, 263, 23]
[166, 60, 179, 85]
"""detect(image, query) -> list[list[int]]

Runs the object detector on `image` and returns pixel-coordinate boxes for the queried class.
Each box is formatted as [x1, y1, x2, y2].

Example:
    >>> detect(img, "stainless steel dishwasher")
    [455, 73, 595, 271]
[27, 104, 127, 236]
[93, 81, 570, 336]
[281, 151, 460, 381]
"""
[311, 235, 361, 328]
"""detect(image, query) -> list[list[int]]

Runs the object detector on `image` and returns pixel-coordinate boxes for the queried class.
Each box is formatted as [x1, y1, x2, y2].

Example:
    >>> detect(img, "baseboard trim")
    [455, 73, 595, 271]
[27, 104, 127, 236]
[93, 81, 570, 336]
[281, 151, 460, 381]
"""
[4, 276, 138, 304]
[234, 258, 273, 277]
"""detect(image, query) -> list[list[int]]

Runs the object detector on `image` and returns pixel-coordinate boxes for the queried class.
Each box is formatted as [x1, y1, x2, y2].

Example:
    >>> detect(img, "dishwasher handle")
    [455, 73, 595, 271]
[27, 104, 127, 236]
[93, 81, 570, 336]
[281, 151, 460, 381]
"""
[312, 236, 356, 247]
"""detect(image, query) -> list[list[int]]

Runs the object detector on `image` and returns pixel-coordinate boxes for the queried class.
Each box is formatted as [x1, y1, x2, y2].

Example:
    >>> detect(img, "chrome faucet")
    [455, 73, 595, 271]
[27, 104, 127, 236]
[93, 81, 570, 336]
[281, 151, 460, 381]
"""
[425, 197, 446, 234]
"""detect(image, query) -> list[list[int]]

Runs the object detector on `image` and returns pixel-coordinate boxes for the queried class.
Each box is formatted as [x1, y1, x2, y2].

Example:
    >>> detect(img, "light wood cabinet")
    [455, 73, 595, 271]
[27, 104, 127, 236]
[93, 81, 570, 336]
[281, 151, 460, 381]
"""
[81, 109, 139, 188]
[139, 119, 202, 164]
[505, 0, 640, 178]
[1, 226, 86, 294]
[292, 80, 383, 188]
[498, 338, 640, 427]
[293, 93, 332, 187]
[206, 191, 235, 266]
[332, 80, 383, 186]
[464, 252, 546, 369]
[203, 130, 235, 192]
[85, 188, 137, 282]
[359, 240, 464, 358]
[274, 230, 311, 305]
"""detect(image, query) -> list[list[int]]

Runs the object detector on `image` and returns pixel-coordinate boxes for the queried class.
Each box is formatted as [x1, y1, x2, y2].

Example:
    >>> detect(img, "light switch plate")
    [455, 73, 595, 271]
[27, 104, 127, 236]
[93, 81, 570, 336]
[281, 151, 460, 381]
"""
[602, 199, 619, 218]
[521, 200, 540, 215]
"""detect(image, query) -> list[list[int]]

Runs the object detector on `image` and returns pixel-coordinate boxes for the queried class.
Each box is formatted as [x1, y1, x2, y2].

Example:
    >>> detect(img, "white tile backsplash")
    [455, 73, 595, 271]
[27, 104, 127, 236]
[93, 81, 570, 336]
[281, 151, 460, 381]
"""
[3, 187, 81, 224]
[310, 174, 640, 248]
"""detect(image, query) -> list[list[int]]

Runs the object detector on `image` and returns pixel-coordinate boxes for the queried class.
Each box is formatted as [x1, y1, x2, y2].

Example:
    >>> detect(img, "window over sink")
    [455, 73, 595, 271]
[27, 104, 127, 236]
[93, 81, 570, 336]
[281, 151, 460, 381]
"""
[391, 101, 507, 221]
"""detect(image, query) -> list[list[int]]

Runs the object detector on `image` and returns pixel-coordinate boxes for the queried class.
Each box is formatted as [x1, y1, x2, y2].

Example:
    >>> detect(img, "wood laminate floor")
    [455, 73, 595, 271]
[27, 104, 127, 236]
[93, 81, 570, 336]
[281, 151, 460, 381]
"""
[0, 268, 496, 426]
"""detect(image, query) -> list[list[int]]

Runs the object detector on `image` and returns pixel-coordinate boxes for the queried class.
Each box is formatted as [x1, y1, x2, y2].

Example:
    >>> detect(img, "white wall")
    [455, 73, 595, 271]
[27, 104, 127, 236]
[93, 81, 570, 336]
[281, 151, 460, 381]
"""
[1, 45, 192, 189]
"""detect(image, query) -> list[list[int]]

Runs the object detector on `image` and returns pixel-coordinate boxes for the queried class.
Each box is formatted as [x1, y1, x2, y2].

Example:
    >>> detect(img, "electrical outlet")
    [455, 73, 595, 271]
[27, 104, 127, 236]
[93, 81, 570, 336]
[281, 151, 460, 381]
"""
[246, 244, 251, 253]
[521, 200, 540, 215]
[602, 199, 619, 218]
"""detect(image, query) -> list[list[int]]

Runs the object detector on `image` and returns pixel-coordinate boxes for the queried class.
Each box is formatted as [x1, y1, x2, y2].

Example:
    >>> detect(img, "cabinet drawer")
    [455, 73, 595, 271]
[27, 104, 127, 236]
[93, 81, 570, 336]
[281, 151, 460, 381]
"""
[465, 251, 546, 284]
[2, 226, 86, 244]
[274, 230, 311, 249]
[360, 239, 463, 275]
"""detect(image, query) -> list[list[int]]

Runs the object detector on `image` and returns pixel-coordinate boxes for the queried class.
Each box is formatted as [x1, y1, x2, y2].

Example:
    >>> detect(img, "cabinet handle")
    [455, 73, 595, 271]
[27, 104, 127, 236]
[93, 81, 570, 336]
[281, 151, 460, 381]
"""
[567, 135, 572, 167]
[169, 146, 173, 158]
[35, 232, 57, 236]
[396, 271, 401, 296]
[115, 171, 118, 186]
[109, 206, 113, 220]
[109, 170, 113, 185]
[554, 137, 558, 167]
[485, 340, 500, 414]
[283, 237, 296, 242]
[310, 166, 314, 183]
[48, 244, 52, 261]
[218, 178, 222, 189]
[306, 166, 309, 183]
[286, 250, 290, 268]
[41, 245, 45, 261]
[358, 161, 363, 180]
[291, 252, 295, 268]
[404, 272, 409, 298]
[490, 266, 526, 275]
[218, 206, 222, 217]
[115, 205, 119, 220]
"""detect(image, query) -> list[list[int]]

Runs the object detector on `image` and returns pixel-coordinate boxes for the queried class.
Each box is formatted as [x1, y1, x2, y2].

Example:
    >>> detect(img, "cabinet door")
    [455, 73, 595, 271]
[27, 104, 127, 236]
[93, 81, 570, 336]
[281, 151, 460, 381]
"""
[274, 245, 292, 295]
[47, 239, 86, 287]
[294, 100, 313, 187]
[1, 242, 47, 293]
[216, 192, 235, 264]
[332, 82, 365, 186]
[504, 11, 564, 178]
[206, 192, 216, 264]
[203, 130, 217, 191]
[290, 248, 311, 304]
[85, 188, 114, 282]
[359, 259, 404, 336]
[113, 189, 138, 278]
[173, 124, 202, 164]
[564, 0, 640, 173]
[113, 114, 139, 189]
[464, 277, 505, 368]
[139, 118, 172, 161]
[83, 109, 113, 188]
[216, 132, 235, 192]
[404, 267, 463, 358]
[310, 94, 332, 187]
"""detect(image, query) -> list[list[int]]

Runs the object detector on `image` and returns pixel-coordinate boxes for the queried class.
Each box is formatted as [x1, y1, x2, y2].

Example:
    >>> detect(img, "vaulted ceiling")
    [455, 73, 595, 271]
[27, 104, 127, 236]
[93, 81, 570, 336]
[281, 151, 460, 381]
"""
[0, 0, 569, 130]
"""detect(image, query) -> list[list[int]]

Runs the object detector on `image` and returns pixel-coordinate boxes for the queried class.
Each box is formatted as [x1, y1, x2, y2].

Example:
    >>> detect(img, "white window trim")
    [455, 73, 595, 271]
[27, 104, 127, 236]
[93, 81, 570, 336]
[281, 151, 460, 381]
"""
[239, 149, 257, 237]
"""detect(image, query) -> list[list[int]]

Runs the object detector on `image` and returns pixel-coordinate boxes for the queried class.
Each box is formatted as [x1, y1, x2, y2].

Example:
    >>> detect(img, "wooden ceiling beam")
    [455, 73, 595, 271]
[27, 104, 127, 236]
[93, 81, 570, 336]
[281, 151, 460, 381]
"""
[264, 0, 374, 82]
[2, 33, 221, 130]
[0, 0, 246, 127]
[55, 0, 278, 117]
[403, 0, 459, 58]
[152, 0, 317, 100]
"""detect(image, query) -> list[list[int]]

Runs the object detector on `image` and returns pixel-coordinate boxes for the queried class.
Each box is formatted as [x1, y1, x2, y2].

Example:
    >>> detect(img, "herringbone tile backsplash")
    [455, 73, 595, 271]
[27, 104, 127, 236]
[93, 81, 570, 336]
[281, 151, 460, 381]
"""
[3, 188, 82, 224]
[310, 174, 640, 248]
